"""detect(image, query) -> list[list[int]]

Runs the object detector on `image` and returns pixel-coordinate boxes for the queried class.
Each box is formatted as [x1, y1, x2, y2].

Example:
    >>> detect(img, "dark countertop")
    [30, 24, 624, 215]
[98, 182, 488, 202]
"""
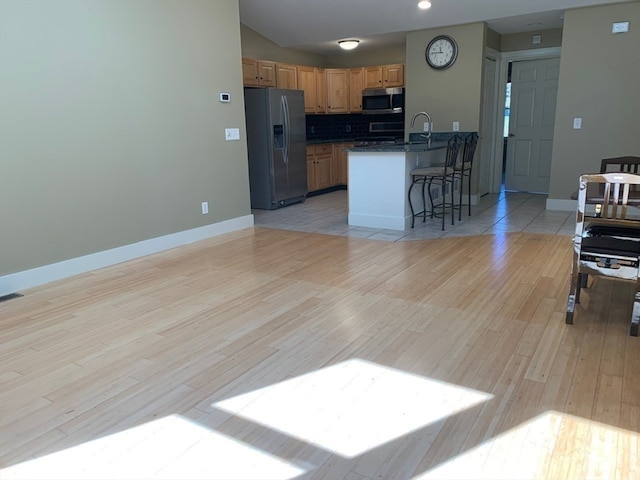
[347, 140, 449, 153]
[307, 138, 353, 145]
[307, 131, 477, 147]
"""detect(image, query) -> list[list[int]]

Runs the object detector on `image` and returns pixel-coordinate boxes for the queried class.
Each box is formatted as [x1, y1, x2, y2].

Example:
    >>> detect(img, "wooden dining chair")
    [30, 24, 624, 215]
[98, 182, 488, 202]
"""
[600, 156, 640, 174]
[566, 172, 640, 336]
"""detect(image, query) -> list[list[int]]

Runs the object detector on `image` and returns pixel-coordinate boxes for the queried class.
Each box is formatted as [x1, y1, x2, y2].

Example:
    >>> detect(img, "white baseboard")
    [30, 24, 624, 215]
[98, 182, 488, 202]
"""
[348, 213, 407, 231]
[546, 198, 577, 211]
[0, 214, 254, 297]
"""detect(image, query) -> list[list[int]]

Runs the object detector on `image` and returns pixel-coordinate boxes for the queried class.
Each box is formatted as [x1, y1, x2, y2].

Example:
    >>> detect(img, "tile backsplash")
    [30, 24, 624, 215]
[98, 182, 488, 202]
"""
[305, 113, 405, 141]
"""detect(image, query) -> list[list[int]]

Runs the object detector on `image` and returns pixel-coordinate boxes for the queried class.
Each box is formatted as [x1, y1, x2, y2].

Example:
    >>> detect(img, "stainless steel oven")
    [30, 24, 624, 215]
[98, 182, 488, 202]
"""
[362, 88, 404, 114]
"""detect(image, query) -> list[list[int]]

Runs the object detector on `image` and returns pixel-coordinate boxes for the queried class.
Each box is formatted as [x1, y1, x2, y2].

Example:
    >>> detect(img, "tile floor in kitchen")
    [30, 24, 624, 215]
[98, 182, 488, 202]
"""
[252, 188, 576, 241]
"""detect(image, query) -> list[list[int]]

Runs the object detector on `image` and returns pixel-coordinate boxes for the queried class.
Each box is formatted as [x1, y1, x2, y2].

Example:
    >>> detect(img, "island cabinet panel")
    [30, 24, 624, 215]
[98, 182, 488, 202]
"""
[276, 63, 298, 89]
[326, 69, 349, 114]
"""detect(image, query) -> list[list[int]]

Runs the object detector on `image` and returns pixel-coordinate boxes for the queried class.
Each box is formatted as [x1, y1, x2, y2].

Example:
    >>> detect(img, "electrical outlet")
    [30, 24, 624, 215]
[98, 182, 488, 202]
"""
[573, 117, 582, 129]
[453, 121, 460, 131]
[201, 202, 209, 214]
[346, 125, 351, 133]
[225, 128, 240, 141]
[423, 122, 431, 132]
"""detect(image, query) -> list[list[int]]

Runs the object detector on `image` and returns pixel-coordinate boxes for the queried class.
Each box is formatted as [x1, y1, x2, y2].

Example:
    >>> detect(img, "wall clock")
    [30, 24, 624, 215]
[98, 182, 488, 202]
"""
[425, 35, 458, 70]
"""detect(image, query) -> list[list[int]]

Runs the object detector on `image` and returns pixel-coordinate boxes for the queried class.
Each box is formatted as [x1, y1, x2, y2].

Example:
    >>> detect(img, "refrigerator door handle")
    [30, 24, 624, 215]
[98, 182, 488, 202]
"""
[282, 95, 290, 164]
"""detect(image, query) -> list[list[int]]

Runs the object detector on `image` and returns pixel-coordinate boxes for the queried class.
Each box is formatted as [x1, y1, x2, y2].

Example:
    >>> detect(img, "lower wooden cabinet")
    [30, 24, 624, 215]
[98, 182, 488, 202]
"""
[307, 144, 333, 192]
[307, 143, 351, 193]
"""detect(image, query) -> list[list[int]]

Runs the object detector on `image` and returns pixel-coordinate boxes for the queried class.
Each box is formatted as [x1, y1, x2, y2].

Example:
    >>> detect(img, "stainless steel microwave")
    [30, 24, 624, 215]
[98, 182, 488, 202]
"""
[362, 88, 404, 114]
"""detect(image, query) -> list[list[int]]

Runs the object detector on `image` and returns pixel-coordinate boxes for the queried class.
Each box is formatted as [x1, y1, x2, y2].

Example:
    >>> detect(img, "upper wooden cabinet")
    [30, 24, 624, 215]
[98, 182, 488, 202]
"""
[242, 58, 276, 87]
[384, 64, 404, 87]
[297, 66, 326, 114]
[326, 69, 349, 114]
[348, 68, 364, 113]
[316, 68, 327, 113]
[363, 64, 405, 89]
[276, 63, 298, 89]
[243, 57, 404, 113]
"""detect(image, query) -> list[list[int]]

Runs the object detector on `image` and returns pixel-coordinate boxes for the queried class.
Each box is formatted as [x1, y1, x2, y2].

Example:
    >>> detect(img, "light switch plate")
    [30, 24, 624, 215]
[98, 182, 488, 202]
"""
[573, 117, 582, 129]
[225, 128, 240, 140]
[612, 21, 629, 34]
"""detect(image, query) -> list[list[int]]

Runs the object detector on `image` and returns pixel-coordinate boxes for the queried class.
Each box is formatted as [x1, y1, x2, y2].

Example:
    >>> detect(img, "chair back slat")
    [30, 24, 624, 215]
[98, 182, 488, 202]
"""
[579, 172, 640, 223]
[600, 156, 640, 175]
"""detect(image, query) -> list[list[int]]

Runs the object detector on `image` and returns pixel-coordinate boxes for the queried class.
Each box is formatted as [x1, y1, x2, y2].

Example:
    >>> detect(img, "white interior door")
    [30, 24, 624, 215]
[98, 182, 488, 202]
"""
[504, 57, 560, 193]
[478, 56, 497, 196]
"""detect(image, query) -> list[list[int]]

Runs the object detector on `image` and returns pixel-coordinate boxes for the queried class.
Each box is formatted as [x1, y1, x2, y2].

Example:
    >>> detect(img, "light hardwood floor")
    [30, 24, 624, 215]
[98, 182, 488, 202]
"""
[1, 227, 638, 479]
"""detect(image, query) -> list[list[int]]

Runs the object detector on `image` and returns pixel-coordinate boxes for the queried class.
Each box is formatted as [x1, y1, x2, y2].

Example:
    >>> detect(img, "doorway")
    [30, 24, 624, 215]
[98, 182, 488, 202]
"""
[503, 57, 560, 193]
[490, 47, 562, 194]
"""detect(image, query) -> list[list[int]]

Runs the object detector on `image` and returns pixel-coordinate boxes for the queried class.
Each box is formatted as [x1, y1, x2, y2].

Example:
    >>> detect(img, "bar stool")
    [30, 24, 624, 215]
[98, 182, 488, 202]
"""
[408, 134, 462, 230]
[455, 132, 479, 221]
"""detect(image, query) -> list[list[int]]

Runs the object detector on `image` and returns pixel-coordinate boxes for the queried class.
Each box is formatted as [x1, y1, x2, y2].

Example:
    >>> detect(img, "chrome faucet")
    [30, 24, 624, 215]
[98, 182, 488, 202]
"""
[410, 111, 433, 143]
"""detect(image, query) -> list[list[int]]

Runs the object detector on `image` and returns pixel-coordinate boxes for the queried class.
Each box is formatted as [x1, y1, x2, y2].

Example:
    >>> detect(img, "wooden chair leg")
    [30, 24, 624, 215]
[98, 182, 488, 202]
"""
[576, 273, 583, 303]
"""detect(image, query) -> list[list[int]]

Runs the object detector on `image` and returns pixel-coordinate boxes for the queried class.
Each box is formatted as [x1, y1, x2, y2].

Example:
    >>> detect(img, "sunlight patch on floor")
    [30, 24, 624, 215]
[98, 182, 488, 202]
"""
[0, 414, 306, 480]
[415, 410, 639, 479]
[214, 358, 494, 458]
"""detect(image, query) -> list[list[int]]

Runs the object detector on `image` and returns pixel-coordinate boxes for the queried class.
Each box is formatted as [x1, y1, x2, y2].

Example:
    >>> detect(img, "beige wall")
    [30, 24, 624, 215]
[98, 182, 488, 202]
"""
[405, 22, 485, 135]
[241, 24, 327, 66]
[486, 28, 502, 51]
[0, 0, 251, 275]
[241, 24, 405, 68]
[501, 28, 563, 51]
[549, 2, 640, 201]
[325, 46, 406, 67]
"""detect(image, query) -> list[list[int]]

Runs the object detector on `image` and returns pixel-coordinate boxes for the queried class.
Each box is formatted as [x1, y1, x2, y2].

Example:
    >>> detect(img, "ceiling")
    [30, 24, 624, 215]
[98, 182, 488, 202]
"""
[239, 0, 631, 55]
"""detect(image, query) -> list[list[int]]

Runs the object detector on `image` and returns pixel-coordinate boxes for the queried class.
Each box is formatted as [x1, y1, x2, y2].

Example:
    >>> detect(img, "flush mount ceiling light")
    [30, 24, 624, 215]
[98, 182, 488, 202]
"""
[338, 39, 360, 50]
[418, 0, 432, 9]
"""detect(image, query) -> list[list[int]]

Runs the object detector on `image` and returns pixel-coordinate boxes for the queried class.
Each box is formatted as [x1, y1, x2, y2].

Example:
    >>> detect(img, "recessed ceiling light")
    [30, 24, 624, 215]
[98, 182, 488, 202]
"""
[338, 39, 360, 50]
[418, 1, 432, 9]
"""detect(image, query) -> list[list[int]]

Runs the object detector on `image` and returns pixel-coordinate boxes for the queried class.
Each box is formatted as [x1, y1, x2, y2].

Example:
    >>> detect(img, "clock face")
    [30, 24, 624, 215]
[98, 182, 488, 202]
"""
[426, 35, 458, 70]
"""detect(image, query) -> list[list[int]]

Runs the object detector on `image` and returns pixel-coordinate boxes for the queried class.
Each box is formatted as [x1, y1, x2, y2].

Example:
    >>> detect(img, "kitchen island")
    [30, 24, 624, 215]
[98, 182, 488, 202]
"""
[347, 134, 462, 231]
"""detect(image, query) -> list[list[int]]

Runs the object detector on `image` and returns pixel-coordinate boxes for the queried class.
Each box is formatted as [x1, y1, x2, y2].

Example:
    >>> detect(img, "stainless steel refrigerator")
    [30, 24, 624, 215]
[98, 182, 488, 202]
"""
[244, 88, 307, 209]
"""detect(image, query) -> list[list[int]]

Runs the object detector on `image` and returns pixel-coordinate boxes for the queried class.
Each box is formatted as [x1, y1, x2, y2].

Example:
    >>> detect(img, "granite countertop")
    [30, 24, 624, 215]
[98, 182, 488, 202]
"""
[347, 140, 449, 153]
[308, 131, 477, 151]
[306, 138, 359, 145]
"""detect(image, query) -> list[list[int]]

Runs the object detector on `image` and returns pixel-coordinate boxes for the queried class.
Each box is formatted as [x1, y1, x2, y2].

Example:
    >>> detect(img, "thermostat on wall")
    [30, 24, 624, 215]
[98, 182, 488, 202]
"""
[219, 92, 231, 103]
